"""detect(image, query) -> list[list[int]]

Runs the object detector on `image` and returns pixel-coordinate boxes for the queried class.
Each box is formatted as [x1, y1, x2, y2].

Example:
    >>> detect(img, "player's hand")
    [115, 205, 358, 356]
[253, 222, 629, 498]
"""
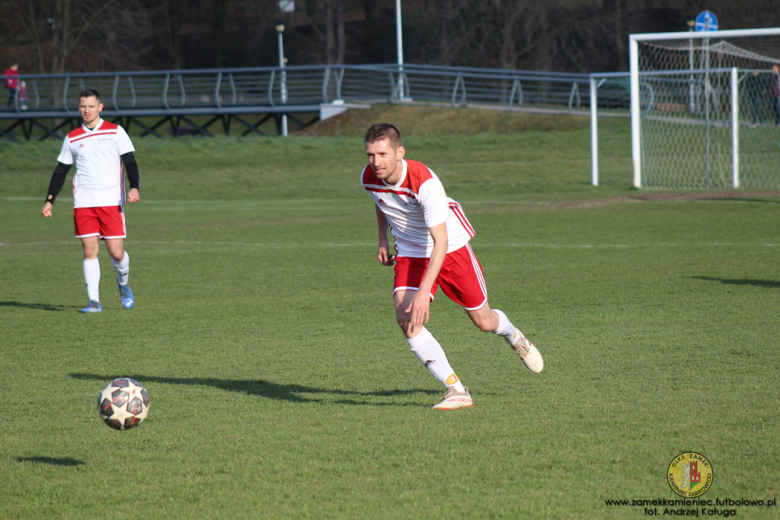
[405, 289, 431, 332]
[127, 188, 140, 203]
[41, 202, 53, 218]
[377, 243, 394, 266]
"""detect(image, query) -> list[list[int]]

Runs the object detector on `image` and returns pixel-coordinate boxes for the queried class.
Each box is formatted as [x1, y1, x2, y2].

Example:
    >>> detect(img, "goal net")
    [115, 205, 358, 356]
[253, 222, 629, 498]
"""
[629, 28, 780, 189]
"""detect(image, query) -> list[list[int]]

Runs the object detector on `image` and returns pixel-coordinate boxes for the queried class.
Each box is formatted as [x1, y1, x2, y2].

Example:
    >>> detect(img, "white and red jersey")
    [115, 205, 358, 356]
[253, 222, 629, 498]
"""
[57, 119, 135, 209]
[361, 158, 475, 258]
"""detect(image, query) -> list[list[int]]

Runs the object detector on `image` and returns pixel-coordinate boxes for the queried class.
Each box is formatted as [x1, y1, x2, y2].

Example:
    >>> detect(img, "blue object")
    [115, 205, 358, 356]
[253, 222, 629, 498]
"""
[80, 300, 102, 313]
[118, 283, 134, 309]
[695, 10, 718, 32]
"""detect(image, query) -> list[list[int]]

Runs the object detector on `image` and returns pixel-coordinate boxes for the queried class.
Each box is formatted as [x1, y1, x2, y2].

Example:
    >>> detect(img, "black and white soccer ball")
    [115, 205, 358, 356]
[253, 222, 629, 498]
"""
[98, 378, 150, 430]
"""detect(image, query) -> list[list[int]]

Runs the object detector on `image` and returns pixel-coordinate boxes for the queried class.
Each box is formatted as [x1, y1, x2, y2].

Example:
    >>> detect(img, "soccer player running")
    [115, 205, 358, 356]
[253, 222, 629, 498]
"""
[361, 123, 544, 410]
[41, 89, 140, 313]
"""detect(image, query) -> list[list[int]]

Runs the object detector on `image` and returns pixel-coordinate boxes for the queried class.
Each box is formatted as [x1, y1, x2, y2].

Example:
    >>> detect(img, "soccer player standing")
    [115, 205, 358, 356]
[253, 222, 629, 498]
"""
[41, 89, 140, 313]
[361, 123, 544, 410]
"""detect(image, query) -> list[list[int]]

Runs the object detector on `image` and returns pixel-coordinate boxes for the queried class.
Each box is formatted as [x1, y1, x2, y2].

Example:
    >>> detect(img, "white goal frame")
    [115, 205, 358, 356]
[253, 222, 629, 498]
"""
[629, 27, 780, 188]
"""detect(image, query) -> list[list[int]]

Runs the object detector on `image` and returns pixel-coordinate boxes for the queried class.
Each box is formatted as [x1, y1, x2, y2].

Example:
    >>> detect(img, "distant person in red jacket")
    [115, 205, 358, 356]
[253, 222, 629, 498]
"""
[4, 63, 19, 107]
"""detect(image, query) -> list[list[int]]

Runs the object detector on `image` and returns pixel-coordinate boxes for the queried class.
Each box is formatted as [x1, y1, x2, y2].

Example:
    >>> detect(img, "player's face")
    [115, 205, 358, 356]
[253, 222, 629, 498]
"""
[366, 139, 405, 184]
[79, 96, 103, 127]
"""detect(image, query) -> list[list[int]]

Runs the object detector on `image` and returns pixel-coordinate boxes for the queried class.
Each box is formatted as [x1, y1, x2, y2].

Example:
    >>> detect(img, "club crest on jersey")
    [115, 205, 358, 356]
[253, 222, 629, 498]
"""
[405, 199, 420, 208]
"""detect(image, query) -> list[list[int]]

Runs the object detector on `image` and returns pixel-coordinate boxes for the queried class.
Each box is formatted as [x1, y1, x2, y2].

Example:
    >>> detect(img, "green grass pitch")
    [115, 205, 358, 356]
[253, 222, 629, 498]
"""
[1, 114, 778, 519]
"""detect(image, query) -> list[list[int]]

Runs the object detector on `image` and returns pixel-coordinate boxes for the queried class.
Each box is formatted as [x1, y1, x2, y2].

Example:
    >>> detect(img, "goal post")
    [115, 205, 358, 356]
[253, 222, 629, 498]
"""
[626, 27, 780, 189]
[589, 71, 633, 187]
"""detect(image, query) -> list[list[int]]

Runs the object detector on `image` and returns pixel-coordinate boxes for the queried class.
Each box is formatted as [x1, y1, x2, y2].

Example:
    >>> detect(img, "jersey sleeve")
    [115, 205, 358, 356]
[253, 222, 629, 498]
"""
[56, 137, 74, 165]
[115, 126, 135, 156]
[417, 175, 449, 228]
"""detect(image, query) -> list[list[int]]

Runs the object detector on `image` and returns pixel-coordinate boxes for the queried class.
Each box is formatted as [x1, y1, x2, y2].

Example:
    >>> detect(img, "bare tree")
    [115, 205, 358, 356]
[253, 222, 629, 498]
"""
[161, 0, 185, 69]
[323, 0, 345, 64]
[336, 0, 345, 64]
[439, 0, 452, 65]
[325, 0, 335, 63]
[489, 0, 529, 70]
[212, 0, 229, 67]
[15, 0, 156, 74]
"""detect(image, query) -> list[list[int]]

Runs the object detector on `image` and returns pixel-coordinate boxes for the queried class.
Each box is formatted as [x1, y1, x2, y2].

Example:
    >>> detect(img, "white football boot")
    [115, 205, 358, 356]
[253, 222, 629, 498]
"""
[432, 386, 473, 410]
[508, 328, 544, 373]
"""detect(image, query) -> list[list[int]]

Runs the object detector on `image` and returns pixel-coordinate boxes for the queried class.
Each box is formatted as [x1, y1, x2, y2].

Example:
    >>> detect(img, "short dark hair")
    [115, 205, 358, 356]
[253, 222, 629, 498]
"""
[79, 89, 101, 101]
[365, 123, 402, 149]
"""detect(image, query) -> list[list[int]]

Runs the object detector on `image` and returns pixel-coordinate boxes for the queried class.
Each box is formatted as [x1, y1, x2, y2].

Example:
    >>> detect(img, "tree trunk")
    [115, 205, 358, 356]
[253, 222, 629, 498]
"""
[499, 1, 525, 70]
[439, 0, 451, 65]
[615, 0, 625, 71]
[164, 0, 184, 69]
[361, 0, 377, 62]
[336, 0, 345, 64]
[325, 0, 335, 64]
[212, 0, 227, 67]
[535, 3, 551, 72]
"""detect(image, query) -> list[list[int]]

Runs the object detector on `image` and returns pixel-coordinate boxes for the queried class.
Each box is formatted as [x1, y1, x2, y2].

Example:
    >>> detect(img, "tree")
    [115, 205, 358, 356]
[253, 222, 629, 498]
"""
[14, 0, 156, 74]
[324, 0, 346, 64]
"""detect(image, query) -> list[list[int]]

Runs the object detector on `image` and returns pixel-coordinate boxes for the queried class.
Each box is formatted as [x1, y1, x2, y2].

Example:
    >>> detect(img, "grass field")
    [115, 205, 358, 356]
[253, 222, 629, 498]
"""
[1, 108, 778, 519]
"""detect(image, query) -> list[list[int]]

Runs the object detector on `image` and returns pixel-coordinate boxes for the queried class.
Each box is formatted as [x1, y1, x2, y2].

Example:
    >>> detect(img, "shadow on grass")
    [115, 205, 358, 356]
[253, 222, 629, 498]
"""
[691, 276, 780, 289]
[0, 301, 77, 311]
[17, 457, 85, 466]
[70, 373, 437, 406]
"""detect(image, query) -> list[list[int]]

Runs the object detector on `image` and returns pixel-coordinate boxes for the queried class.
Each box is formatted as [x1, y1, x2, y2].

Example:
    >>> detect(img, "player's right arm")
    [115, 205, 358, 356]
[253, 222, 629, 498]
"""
[41, 162, 73, 217]
[375, 204, 394, 266]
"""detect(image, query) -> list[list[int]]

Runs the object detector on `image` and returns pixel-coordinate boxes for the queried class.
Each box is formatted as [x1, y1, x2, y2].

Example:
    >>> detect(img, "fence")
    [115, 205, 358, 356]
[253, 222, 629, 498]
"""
[1, 63, 592, 140]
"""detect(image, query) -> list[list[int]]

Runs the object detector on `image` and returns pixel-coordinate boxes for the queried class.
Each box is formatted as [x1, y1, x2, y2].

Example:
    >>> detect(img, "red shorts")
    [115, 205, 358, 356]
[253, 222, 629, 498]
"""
[74, 206, 126, 239]
[393, 244, 488, 310]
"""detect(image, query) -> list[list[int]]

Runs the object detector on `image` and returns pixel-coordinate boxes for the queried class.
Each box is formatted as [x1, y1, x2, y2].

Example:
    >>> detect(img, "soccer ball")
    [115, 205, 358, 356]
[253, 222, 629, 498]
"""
[98, 378, 150, 430]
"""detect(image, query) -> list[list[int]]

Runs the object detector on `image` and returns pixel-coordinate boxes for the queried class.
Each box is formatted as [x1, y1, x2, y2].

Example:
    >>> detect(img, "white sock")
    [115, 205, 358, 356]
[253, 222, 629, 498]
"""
[407, 327, 466, 392]
[84, 258, 101, 302]
[112, 251, 130, 286]
[493, 309, 516, 341]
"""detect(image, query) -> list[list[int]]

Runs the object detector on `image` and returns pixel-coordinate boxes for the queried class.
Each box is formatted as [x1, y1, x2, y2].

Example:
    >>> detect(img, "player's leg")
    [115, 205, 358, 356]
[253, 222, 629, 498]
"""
[100, 207, 133, 309]
[75, 208, 102, 313]
[105, 238, 129, 282]
[439, 244, 544, 373]
[393, 259, 472, 410]
[465, 304, 543, 373]
[395, 289, 463, 388]
[80, 236, 102, 312]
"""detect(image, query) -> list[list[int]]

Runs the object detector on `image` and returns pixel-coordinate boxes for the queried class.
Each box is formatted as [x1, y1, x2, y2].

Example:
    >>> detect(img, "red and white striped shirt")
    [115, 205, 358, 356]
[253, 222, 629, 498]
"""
[57, 119, 135, 208]
[361, 158, 475, 258]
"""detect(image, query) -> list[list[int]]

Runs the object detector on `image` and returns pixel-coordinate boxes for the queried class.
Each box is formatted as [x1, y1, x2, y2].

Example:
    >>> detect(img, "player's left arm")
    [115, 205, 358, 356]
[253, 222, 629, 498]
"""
[406, 222, 448, 331]
[116, 127, 139, 203]
[121, 151, 140, 203]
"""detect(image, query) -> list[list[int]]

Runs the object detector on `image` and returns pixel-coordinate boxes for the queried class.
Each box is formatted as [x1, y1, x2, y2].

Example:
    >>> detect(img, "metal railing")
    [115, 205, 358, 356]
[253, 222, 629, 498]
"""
[1, 63, 592, 118]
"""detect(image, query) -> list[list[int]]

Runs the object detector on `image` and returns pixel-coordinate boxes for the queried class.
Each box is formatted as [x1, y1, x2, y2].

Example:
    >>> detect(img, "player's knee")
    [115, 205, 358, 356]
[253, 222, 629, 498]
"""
[395, 313, 412, 331]
[476, 319, 495, 333]
[471, 314, 495, 332]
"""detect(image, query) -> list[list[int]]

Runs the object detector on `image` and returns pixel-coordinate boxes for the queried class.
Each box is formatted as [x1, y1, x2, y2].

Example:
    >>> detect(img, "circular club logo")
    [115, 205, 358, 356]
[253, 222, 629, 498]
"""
[668, 452, 714, 497]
